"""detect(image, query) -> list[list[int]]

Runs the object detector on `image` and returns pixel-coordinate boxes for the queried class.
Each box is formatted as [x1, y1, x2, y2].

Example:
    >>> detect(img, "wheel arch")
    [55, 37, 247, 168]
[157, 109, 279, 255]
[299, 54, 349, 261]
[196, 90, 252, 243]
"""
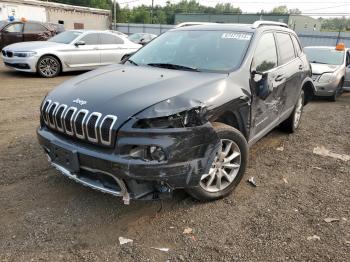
[210, 107, 250, 140]
[301, 77, 315, 105]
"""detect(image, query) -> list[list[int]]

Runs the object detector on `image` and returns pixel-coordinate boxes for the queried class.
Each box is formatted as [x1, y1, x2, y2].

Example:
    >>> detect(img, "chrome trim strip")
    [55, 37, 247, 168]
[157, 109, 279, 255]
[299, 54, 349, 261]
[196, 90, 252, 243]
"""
[63, 106, 77, 136]
[48, 157, 130, 204]
[54, 104, 67, 132]
[99, 115, 118, 146]
[73, 109, 89, 139]
[42, 99, 52, 125]
[48, 102, 59, 128]
[85, 112, 102, 143]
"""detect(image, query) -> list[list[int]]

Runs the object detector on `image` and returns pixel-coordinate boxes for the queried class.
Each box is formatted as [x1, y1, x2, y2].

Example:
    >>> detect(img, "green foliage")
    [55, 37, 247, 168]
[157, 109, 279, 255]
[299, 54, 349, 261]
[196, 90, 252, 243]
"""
[269, 5, 301, 15]
[319, 17, 350, 31]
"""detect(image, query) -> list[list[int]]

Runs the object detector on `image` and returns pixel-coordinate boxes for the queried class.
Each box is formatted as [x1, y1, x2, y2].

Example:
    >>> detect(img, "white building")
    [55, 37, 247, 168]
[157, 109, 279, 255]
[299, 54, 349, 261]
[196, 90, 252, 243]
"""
[0, 0, 111, 30]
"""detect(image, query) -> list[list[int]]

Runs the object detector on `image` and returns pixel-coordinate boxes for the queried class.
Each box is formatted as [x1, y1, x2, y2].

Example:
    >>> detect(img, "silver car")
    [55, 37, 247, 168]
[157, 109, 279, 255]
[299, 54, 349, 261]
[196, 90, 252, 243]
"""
[304, 45, 350, 101]
[1, 30, 141, 77]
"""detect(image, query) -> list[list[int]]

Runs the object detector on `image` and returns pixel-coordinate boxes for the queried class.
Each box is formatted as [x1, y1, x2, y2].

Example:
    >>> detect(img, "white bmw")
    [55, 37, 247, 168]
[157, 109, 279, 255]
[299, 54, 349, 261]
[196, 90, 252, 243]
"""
[1, 30, 141, 77]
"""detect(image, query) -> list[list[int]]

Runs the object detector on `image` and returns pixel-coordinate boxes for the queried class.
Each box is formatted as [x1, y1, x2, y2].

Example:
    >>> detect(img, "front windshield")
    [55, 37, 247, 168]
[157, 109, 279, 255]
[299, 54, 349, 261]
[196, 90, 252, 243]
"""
[304, 48, 344, 65]
[48, 31, 82, 44]
[129, 30, 252, 72]
[0, 21, 7, 30]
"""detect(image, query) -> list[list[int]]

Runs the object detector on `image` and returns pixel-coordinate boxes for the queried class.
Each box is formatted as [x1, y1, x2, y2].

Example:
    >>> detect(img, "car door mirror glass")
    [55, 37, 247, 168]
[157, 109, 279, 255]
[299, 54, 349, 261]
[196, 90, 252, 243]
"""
[75, 40, 85, 46]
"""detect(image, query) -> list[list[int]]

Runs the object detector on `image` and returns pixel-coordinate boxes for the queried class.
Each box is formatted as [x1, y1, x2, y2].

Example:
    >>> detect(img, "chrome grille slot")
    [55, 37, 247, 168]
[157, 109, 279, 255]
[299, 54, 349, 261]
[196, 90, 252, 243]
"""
[74, 109, 89, 139]
[100, 115, 117, 146]
[48, 102, 59, 128]
[86, 112, 102, 143]
[41, 100, 117, 147]
[63, 107, 77, 136]
[42, 100, 51, 125]
[54, 104, 67, 132]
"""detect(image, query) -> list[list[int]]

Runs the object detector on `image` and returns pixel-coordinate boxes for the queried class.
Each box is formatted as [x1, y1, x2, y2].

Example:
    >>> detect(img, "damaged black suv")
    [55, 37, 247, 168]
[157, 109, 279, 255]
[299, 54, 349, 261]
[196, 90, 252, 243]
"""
[37, 21, 314, 203]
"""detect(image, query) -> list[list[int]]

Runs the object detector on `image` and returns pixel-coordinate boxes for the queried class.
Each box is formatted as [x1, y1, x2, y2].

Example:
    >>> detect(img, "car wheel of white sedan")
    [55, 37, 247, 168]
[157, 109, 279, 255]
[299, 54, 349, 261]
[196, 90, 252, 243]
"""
[37, 55, 61, 78]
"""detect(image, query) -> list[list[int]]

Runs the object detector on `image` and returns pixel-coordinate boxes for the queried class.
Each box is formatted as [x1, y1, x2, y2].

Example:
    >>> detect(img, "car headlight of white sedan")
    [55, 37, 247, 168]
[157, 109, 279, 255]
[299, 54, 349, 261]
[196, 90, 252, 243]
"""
[318, 73, 335, 83]
[13, 51, 37, 58]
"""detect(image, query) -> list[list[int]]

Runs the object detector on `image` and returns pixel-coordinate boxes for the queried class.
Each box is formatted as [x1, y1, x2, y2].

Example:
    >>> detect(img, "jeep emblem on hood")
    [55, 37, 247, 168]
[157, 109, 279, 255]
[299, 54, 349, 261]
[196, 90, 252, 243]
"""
[72, 98, 87, 106]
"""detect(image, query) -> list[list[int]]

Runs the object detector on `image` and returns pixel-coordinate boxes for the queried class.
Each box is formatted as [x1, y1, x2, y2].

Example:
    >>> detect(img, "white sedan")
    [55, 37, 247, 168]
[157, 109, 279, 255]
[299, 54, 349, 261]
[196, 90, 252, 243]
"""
[1, 30, 142, 77]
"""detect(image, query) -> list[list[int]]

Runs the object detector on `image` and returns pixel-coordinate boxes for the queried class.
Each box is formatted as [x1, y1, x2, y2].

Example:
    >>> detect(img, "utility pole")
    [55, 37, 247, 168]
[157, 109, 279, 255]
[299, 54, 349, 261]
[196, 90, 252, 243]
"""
[113, 0, 117, 30]
[151, 0, 154, 24]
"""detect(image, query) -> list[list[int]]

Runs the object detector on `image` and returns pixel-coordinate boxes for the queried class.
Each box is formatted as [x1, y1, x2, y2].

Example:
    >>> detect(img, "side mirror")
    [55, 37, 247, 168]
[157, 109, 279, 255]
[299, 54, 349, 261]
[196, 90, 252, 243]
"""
[251, 70, 267, 78]
[74, 40, 85, 47]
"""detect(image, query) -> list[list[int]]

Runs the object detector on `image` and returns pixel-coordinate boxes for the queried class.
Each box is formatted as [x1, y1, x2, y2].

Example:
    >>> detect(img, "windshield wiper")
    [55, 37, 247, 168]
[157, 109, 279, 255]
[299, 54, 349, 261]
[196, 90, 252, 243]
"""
[147, 63, 200, 72]
[127, 59, 138, 66]
[310, 61, 328, 64]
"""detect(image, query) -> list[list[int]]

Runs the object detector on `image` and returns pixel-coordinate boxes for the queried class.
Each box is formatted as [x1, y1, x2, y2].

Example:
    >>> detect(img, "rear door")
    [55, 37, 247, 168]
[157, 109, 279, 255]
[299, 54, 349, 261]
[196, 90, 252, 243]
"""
[275, 32, 303, 114]
[23, 22, 51, 42]
[68, 33, 101, 68]
[250, 32, 286, 139]
[344, 50, 350, 87]
[1, 22, 23, 47]
[99, 33, 126, 64]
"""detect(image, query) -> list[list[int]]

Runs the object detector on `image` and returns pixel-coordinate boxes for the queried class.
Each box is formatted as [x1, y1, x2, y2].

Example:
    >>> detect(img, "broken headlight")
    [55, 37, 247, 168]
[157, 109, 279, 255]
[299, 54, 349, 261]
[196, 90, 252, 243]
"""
[133, 107, 207, 129]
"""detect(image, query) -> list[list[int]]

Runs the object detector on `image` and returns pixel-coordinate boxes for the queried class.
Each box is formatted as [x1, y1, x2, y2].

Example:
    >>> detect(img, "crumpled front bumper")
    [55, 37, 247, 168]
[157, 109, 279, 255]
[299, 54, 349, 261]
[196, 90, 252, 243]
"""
[37, 122, 220, 203]
[313, 81, 339, 96]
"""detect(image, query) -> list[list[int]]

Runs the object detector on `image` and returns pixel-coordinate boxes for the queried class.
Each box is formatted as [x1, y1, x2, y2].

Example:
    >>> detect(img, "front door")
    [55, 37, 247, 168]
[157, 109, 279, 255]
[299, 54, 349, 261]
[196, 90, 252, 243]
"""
[1, 22, 23, 48]
[68, 33, 101, 68]
[344, 50, 350, 87]
[249, 32, 286, 139]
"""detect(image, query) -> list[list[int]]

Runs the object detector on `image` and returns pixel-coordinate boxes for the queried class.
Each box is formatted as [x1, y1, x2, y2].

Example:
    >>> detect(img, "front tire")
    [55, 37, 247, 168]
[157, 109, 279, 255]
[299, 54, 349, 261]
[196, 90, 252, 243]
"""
[280, 90, 304, 133]
[186, 123, 248, 201]
[329, 80, 343, 102]
[37, 55, 61, 78]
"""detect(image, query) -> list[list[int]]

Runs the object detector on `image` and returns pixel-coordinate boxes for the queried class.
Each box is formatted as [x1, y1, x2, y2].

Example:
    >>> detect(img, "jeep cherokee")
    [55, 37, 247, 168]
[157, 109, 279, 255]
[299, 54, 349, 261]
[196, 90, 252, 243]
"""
[37, 21, 314, 204]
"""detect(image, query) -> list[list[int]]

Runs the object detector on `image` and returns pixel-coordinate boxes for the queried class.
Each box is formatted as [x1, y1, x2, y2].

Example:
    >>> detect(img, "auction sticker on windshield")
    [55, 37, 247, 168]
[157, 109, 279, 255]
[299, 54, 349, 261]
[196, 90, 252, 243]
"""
[221, 33, 252, 40]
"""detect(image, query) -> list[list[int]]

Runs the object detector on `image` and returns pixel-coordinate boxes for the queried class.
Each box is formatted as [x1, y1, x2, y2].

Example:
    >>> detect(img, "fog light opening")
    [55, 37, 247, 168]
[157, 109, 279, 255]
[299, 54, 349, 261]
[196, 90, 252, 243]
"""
[128, 145, 166, 162]
[148, 146, 166, 162]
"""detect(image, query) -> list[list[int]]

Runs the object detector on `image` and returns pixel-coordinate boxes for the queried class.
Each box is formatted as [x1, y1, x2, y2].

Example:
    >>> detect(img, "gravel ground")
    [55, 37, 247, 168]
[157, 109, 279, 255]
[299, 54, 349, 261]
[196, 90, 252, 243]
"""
[0, 63, 349, 262]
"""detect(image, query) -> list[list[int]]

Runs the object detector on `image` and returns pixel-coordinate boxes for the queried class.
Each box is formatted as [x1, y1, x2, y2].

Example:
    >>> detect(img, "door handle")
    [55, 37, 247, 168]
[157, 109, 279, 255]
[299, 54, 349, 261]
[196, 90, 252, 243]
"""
[274, 74, 285, 82]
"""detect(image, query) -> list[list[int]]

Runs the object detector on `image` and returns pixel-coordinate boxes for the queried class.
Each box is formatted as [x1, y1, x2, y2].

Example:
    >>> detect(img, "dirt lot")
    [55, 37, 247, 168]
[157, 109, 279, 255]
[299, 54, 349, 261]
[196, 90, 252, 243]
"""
[0, 63, 349, 262]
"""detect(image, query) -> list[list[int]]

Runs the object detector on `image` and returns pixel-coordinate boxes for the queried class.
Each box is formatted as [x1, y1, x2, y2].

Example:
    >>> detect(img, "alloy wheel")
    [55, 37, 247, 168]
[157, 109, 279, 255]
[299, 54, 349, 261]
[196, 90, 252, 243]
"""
[293, 93, 303, 128]
[39, 57, 59, 77]
[200, 139, 241, 193]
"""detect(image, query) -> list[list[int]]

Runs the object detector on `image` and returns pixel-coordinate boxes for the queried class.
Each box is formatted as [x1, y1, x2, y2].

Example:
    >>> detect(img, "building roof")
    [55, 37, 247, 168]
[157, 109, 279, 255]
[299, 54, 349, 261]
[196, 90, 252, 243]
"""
[0, 0, 110, 15]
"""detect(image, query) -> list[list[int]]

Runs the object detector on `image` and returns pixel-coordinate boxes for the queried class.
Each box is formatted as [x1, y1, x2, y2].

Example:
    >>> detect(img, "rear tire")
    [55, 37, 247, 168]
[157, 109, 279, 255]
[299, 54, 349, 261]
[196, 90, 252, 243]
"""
[280, 89, 304, 133]
[186, 122, 248, 201]
[37, 55, 61, 78]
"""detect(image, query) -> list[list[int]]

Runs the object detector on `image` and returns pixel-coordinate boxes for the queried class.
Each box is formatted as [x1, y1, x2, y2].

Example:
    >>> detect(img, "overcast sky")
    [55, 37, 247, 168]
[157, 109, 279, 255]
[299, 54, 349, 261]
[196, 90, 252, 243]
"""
[117, 0, 350, 17]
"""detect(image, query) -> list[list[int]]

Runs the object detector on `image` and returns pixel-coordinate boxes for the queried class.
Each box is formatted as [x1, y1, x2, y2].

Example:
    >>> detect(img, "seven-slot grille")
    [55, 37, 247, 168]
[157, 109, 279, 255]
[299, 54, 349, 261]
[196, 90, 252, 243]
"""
[41, 100, 117, 146]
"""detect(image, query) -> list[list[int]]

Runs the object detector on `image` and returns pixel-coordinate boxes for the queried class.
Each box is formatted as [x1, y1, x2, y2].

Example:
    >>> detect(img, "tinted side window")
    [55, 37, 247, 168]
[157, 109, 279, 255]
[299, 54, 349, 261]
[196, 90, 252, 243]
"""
[24, 23, 47, 32]
[3, 23, 23, 33]
[100, 33, 124, 44]
[252, 33, 278, 72]
[291, 35, 302, 56]
[276, 33, 296, 64]
[80, 33, 100, 45]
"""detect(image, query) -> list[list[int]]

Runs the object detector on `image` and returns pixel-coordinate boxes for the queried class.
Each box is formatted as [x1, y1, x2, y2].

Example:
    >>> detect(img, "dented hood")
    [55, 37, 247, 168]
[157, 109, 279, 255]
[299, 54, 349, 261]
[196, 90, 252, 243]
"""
[47, 64, 227, 127]
[310, 63, 340, 74]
